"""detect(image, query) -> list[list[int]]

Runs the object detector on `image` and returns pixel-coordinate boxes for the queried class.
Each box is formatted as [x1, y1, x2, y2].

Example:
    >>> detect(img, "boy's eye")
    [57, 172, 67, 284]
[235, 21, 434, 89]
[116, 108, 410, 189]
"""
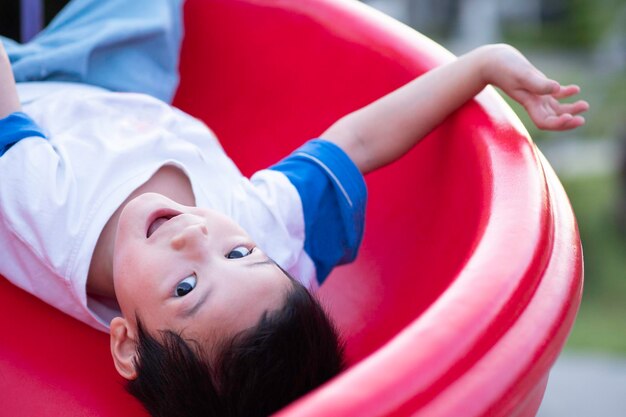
[175, 274, 197, 297]
[227, 246, 254, 259]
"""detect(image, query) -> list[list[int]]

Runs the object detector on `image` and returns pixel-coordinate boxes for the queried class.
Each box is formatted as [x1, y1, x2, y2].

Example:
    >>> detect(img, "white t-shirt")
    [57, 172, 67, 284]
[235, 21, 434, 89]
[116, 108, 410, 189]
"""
[0, 83, 366, 332]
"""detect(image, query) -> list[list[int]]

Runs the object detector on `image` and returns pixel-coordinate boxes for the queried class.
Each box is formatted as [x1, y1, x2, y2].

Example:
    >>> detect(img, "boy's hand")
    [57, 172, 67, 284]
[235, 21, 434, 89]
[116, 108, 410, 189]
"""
[480, 44, 589, 131]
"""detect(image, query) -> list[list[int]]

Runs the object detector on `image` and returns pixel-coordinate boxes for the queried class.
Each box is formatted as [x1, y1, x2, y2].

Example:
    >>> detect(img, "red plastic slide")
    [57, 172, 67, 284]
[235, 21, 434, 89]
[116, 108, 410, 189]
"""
[0, 0, 583, 416]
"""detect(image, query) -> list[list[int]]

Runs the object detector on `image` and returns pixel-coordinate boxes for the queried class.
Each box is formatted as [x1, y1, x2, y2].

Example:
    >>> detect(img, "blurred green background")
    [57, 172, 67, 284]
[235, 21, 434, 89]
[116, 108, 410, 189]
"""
[364, 0, 626, 355]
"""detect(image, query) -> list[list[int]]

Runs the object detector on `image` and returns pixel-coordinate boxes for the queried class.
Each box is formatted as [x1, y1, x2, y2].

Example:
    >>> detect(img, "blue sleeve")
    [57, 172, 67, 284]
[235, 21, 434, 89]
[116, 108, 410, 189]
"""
[0, 112, 47, 156]
[269, 139, 367, 285]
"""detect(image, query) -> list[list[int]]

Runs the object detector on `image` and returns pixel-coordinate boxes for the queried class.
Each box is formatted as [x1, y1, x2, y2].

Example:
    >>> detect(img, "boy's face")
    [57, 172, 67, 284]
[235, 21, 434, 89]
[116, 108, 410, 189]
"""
[112, 192, 292, 344]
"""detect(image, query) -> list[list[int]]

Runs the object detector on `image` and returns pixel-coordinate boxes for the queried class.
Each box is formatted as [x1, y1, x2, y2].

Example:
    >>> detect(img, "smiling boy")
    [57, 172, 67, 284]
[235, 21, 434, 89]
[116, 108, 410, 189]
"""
[107, 193, 295, 380]
[0, 1, 588, 416]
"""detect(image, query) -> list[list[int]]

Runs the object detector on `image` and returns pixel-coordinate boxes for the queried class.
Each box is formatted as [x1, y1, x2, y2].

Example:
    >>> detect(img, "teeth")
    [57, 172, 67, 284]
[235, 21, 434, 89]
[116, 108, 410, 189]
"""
[147, 216, 173, 238]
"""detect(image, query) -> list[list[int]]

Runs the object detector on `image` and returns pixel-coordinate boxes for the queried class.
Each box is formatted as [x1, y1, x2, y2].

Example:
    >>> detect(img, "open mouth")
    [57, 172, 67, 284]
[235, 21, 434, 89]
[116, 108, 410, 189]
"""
[146, 213, 179, 238]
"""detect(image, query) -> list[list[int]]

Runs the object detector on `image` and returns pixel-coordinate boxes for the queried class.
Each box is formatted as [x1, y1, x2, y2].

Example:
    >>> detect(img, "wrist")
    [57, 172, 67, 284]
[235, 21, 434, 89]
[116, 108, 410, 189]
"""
[469, 44, 512, 86]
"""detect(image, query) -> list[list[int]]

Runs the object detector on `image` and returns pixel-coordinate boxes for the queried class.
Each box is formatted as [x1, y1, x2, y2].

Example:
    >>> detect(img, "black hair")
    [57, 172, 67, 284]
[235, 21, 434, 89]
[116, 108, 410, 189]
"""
[127, 278, 345, 417]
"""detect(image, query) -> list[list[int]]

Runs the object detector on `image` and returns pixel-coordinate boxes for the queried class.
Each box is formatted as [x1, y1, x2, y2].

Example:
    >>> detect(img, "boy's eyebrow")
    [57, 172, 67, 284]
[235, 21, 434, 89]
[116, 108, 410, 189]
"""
[180, 257, 277, 318]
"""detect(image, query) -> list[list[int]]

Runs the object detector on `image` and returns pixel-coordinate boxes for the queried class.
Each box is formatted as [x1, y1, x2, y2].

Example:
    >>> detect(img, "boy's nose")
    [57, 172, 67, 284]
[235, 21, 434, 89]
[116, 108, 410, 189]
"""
[170, 222, 209, 251]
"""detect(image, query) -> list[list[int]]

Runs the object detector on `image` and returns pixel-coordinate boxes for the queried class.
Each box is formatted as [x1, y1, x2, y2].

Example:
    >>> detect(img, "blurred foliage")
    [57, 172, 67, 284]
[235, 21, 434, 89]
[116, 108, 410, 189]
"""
[503, 0, 624, 49]
[559, 173, 626, 354]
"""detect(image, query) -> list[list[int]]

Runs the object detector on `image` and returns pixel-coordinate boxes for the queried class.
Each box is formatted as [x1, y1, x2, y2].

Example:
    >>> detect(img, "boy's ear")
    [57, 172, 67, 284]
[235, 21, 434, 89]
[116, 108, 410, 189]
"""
[110, 317, 138, 380]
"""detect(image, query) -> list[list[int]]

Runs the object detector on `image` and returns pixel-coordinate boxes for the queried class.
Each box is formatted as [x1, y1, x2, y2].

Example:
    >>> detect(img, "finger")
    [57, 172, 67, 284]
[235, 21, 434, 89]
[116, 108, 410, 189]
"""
[572, 115, 585, 126]
[561, 115, 586, 130]
[527, 73, 560, 95]
[553, 84, 581, 99]
[551, 99, 590, 116]
[540, 113, 585, 131]
[540, 113, 571, 130]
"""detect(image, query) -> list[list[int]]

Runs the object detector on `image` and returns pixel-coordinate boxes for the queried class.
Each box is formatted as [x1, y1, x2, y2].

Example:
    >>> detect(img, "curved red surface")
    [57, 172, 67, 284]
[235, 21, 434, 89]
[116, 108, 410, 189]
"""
[0, 0, 583, 416]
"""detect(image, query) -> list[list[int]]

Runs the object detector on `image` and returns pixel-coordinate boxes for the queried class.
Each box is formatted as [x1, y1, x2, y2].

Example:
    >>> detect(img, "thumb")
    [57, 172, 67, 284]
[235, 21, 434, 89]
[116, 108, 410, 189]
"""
[526, 73, 559, 95]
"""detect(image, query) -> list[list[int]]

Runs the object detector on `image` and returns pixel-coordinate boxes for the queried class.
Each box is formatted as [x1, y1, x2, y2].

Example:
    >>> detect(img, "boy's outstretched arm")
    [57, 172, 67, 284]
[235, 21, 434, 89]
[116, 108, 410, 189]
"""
[0, 42, 21, 118]
[322, 44, 589, 174]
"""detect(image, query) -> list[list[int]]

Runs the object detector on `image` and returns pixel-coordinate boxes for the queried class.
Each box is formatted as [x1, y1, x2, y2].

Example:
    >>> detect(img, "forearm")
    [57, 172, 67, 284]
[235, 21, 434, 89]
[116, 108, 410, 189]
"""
[0, 43, 21, 118]
[323, 46, 493, 174]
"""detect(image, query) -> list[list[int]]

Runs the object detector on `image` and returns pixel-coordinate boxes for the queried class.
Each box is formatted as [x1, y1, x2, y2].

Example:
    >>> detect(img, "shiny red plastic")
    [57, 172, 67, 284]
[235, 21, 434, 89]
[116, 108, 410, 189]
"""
[0, 0, 583, 416]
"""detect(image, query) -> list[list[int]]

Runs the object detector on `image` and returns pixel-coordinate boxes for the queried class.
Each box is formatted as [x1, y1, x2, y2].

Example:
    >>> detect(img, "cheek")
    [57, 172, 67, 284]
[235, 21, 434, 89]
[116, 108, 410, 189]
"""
[113, 246, 138, 290]
[113, 245, 151, 309]
[113, 225, 135, 277]
[114, 263, 160, 324]
[114, 238, 161, 286]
